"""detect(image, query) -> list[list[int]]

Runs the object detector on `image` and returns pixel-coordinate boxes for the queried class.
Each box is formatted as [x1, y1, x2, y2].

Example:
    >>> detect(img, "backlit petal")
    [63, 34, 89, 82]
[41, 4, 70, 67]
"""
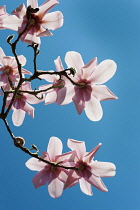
[25, 157, 47, 171]
[42, 11, 63, 30]
[79, 178, 93, 195]
[12, 109, 25, 126]
[47, 137, 62, 161]
[32, 169, 50, 188]
[68, 139, 86, 160]
[48, 178, 64, 198]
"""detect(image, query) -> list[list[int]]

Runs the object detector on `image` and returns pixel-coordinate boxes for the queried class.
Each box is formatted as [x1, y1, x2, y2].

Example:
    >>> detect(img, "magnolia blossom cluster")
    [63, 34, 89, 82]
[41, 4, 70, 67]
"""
[26, 137, 116, 198]
[0, 0, 118, 199]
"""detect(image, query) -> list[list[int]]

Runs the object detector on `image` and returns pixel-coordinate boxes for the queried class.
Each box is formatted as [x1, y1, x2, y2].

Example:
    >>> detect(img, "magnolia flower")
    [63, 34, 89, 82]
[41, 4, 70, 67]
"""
[39, 56, 72, 105]
[26, 137, 74, 198]
[56, 51, 118, 121]
[0, 47, 31, 93]
[0, 5, 9, 29]
[65, 139, 116, 196]
[6, 82, 44, 126]
[2, 0, 63, 45]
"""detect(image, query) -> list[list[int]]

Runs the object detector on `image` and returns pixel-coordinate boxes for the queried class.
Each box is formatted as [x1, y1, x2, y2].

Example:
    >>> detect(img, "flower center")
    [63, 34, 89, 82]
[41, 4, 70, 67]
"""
[78, 164, 85, 171]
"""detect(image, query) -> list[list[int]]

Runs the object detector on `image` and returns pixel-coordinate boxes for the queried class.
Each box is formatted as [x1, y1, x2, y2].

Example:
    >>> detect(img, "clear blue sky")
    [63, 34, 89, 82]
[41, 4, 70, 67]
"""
[0, 0, 140, 209]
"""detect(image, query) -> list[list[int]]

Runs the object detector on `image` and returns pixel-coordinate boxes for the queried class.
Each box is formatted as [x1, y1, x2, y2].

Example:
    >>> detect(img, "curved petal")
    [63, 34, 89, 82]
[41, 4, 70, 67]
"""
[90, 161, 116, 177]
[38, 70, 57, 82]
[86, 172, 108, 192]
[84, 143, 102, 163]
[56, 86, 74, 105]
[73, 88, 85, 114]
[37, 0, 59, 19]
[45, 91, 57, 104]
[84, 92, 103, 121]
[32, 169, 50, 188]
[64, 171, 79, 189]
[42, 11, 63, 30]
[0, 47, 5, 65]
[48, 177, 64, 198]
[12, 109, 25, 126]
[90, 60, 117, 84]
[79, 178, 93, 195]
[26, 94, 44, 104]
[58, 170, 68, 183]
[25, 157, 47, 171]
[67, 139, 86, 160]
[37, 29, 53, 37]
[91, 85, 118, 101]
[22, 103, 34, 118]
[2, 15, 23, 31]
[65, 51, 84, 78]
[82, 57, 98, 80]
[47, 137, 62, 161]
[27, 0, 38, 8]
[12, 4, 26, 18]
[54, 56, 64, 72]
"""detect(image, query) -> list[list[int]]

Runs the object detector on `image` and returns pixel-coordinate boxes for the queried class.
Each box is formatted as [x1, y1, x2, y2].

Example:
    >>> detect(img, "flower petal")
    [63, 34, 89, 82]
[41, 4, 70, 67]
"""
[86, 172, 108, 192]
[38, 0, 59, 19]
[90, 60, 117, 84]
[0, 47, 5, 65]
[56, 86, 74, 105]
[42, 11, 63, 30]
[27, 0, 38, 8]
[91, 85, 118, 101]
[79, 178, 93, 195]
[54, 56, 64, 72]
[22, 102, 34, 118]
[47, 137, 62, 161]
[32, 169, 50, 188]
[12, 109, 25, 126]
[84, 143, 102, 163]
[65, 51, 84, 78]
[2, 15, 23, 31]
[90, 161, 116, 177]
[67, 139, 86, 160]
[45, 91, 57, 104]
[84, 91, 103, 121]
[12, 4, 26, 19]
[73, 88, 85, 114]
[82, 57, 98, 80]
[48, 177, 64, 198]
[25, 157, 47, 171]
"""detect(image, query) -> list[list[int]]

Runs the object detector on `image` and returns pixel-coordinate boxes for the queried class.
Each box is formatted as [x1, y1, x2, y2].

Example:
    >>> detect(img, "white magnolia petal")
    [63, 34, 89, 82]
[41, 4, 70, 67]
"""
[47, 137, 62, 161]
[25, 157, 47, 171]
[48, 178, 64, 198]
[79, 178, 93, 195]
[12, 109, 25, 126]
[67, 139, 86, 160]
[90, 60, 117, 84]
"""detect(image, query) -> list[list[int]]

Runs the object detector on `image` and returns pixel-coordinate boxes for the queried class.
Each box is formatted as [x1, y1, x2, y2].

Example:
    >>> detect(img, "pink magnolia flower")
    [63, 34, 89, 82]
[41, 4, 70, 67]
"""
[0, 5, 9, 29]
[0, 47, 31, 93]
[56, 51, 118, 121]
[65, 139, 116, 196]
[39, 56, 73, 105]
[2, 0, 63, 45]
[6, 82, 44, 126]
[26, 136, 75, 198]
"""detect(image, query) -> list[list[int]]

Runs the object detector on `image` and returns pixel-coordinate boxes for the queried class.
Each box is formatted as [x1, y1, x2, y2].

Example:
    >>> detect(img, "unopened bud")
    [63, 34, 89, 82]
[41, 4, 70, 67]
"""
[14, 137, 25, 147]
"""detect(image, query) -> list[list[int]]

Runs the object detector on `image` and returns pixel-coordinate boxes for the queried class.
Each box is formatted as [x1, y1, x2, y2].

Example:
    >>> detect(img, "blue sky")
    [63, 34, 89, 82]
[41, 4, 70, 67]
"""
[0, 0, 140, 209]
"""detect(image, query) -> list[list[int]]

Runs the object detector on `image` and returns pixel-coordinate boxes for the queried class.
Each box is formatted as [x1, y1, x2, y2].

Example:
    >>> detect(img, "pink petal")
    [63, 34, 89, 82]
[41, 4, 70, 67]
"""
[25, 94, 44, 104]
[56, 151, 74, 163]
[58, 170, 68, 183]
[27, 0, 38, 8]
[2, 15, 23, 31]
[91, 85, 118, 101]
[90, 161, 116, 177]
[45, 91, 57, 104]
[42, 11, 63, 30]
[37, 29, 53, 37]
[22, 102, 34, 118]
[56, 86, 74, 105]
[12, 4, 26, 18]
[73, 88, 85, 114]
[54, 56, 64, 72]
[84, 91, 103, 121]
[22, 28, 41, 45]
[37, 0, 59, 19]
[12, 109, 25, 126]
[0, 47, 5, 65]
[47, 137, 62, 161]
[25, 157, 47, 171]
[79, 178, 93, 195]
[21, 68, 32, 75]
[82, 57, 98, 80]
[90, 60, 117, 84]
[48, 177, 64, 198]
[64, 171, 79, 189]
[84, 143, 102, 163]
[86, 172, 108, 192]
[32, 169, 50, 188]
[65, 51, 84, 78]
[0, 5, 7, 16]
[21, 82, 31, 91]
[3, 57, 14, 66]
[67, 139, 86, 160]
[38, 70, 57, 82]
